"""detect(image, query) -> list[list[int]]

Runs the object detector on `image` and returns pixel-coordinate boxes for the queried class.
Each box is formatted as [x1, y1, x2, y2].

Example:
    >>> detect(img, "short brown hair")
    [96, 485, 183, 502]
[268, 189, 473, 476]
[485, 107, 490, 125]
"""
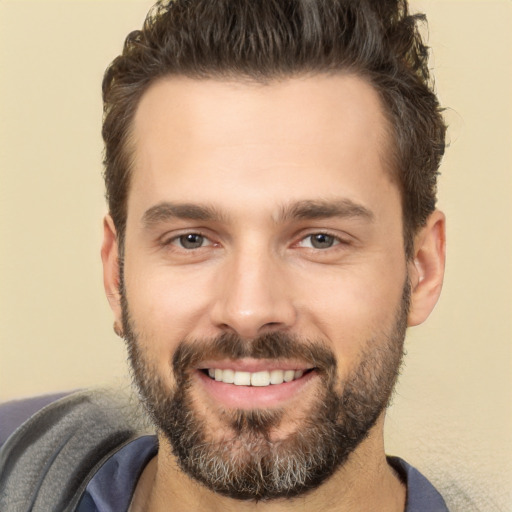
[102, 0, 446, 256]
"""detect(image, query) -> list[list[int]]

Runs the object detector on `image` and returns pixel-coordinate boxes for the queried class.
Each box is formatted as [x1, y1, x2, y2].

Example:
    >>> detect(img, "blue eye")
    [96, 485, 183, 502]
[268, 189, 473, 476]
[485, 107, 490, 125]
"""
[309, 233, 336, 248]
[299, 233, 339, 249]
[177, 233, 206, 249]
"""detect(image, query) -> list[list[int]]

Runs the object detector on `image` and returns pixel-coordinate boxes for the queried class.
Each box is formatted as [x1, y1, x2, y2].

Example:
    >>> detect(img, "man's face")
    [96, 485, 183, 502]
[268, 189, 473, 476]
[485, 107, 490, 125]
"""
[113, 75, 411, 498]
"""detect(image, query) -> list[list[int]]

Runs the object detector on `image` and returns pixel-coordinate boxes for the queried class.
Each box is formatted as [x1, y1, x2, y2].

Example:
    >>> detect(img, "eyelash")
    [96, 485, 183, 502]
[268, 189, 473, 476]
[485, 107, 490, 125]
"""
[295, 232, 346, 250]
[161, 231, 349, 251]
[162, 231, 213, 250]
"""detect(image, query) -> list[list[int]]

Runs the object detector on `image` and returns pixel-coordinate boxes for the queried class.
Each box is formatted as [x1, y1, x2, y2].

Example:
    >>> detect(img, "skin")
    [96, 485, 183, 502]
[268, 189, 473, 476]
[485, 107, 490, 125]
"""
[102, 74, 446, 511]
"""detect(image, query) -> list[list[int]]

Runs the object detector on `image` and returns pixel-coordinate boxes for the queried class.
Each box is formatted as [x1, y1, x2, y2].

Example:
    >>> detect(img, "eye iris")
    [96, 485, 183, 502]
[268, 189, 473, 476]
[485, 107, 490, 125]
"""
[180, 234, 204, 249]
[311, 233, 334, 249]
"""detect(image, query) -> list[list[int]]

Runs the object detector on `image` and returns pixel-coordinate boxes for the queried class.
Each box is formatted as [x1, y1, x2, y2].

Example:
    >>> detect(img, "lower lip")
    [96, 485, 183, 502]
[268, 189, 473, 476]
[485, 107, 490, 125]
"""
[196, 370, 317, 409]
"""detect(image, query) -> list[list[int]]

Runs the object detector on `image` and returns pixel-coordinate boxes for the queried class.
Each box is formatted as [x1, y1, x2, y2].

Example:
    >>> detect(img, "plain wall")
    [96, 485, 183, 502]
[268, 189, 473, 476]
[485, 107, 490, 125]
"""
[0, 1, 510, 510]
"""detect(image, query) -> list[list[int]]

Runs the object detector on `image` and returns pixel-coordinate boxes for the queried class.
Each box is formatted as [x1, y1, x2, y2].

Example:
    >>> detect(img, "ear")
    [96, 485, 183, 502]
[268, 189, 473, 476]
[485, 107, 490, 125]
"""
[407, 210, 446, 327]
[101, 214, 123, 325]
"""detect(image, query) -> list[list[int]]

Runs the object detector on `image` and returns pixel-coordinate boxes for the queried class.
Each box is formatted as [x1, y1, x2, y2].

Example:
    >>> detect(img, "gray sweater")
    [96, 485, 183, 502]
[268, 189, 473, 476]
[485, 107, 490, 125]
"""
[0, 389, 147, 512]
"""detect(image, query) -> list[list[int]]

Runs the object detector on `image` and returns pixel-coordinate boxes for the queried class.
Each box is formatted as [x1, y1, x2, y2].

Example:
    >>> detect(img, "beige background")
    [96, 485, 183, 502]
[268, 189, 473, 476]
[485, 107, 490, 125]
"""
[0, 1, 510, 510]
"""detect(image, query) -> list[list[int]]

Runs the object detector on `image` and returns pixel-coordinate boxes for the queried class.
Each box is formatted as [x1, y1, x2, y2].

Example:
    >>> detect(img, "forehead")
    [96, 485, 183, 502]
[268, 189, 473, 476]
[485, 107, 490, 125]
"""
[128, 74, 396, 218]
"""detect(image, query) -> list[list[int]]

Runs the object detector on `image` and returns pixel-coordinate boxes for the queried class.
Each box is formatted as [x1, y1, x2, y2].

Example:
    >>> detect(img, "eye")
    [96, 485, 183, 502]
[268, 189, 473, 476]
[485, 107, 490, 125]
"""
[173, 233, 211, 249]
[299, 233, 339, 249]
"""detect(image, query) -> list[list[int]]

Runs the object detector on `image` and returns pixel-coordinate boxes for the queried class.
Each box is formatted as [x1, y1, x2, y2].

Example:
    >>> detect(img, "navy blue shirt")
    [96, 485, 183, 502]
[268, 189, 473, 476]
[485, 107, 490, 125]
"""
[76, 436, 449, 512]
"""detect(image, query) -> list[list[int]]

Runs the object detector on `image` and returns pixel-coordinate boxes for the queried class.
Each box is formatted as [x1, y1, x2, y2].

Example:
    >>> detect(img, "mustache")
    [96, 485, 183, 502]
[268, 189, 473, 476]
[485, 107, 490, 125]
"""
[172, 331, 337, 377]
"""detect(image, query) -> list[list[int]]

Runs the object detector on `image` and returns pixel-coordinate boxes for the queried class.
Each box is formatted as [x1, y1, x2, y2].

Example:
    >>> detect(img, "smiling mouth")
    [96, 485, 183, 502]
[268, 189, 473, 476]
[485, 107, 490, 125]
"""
[202, 368, 314, 387]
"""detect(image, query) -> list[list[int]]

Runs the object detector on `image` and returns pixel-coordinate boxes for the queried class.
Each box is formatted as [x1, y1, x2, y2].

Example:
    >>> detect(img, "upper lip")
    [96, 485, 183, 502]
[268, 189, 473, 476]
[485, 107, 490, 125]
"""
[197, 358, 314, 373]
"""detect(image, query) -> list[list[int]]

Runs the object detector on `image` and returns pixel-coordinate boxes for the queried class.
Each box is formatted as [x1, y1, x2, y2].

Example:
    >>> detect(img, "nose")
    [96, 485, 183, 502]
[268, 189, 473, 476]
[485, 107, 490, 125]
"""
[210, 248, 297, 339]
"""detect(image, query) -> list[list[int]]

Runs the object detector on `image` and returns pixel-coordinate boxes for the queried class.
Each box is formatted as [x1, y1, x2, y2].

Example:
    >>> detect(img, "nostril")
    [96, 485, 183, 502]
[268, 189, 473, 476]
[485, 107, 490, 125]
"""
[261, 321, 284, 330]
[210, 296, 298, 340]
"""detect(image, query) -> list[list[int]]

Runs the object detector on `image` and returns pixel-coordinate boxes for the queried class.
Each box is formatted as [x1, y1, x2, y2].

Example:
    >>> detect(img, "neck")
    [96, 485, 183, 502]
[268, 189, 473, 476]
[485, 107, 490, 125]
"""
[130, 415, 406, 512]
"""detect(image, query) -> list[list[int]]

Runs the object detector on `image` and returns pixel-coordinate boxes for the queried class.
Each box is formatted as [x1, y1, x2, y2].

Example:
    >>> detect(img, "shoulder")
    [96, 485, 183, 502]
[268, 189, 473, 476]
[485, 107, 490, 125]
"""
[0, 391, 73, 448]
[388, 456, 449, 512]
[0, 388, 150, 511]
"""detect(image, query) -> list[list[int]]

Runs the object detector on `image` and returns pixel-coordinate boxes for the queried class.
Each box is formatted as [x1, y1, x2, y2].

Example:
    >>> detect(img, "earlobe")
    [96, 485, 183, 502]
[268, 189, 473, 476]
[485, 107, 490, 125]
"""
[101, 214, 123, 323]
[407, 210, 446, 326]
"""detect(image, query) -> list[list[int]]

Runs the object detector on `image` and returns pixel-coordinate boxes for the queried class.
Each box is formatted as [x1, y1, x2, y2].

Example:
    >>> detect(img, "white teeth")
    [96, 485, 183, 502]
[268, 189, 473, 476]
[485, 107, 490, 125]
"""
[233, 371, 251, 386]
[269, 369, 284, 384]
[221, 369, 235, 384]
[283, 370, 295, 382]
[251, 371, 270, 387]
[206, 368, 307, 386]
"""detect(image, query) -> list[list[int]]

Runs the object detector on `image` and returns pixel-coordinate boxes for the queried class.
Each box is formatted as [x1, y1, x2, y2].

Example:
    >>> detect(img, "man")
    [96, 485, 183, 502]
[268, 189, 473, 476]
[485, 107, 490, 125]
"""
[0, 0, 448, 510]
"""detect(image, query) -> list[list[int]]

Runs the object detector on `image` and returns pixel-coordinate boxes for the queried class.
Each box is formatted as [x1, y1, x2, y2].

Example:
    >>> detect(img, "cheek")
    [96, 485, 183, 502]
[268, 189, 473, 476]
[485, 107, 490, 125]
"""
[123, 256, 218, 368]
[293, 262, 406, 372]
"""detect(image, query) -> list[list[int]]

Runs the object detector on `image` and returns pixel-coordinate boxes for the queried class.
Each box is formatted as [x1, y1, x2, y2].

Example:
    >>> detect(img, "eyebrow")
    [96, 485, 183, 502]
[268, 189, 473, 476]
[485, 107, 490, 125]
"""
[142, 202, 227, 227]
[141, 198, 374, 228]
[277, 199, 375, 223]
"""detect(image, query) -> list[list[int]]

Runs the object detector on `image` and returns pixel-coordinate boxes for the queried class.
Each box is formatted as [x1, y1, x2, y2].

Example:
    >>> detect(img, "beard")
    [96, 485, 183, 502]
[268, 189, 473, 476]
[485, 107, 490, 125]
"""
[120, 281, 410, 501]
